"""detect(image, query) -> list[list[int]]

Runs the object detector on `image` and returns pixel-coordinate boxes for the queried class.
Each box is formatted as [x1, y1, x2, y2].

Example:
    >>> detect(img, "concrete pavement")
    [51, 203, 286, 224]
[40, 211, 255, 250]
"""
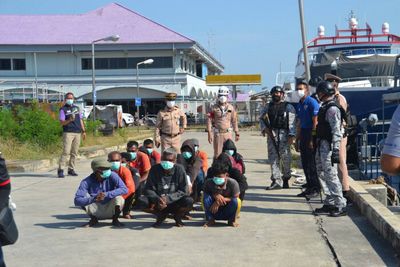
[4, 131, 399, 266]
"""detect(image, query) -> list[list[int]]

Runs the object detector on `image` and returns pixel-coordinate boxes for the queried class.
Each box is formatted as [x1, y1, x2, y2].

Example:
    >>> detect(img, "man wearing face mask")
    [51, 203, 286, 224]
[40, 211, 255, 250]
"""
[203, 160, 241, 227]
[139, 139, 161, 166]
[74, 159, 128, 227]
[143, 148, 193, 227]
[177, 139, 203, 201]
[294, 80, 321, 198]
[57, 92, 86, 178]
[108, 151, 136, 219]
[259, 86, 296, 189]
[222, 139, 245, 175]
[155, 92, 187, 153]
[126, 140, 151, 205]
[313, 81, 347, 216]
[207, 87, 239, 159]
[324, 73, 351, 205]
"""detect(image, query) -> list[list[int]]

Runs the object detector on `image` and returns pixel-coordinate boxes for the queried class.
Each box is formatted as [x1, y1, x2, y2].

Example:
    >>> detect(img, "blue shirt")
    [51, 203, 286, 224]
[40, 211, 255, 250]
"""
[296, 96, 320, 129]
[383, 105, 400, 157]
[74, 172, 128, 207]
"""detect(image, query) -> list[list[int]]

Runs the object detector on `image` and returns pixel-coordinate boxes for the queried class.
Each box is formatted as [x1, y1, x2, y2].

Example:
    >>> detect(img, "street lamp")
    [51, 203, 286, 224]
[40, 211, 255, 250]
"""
[91, 34, 120, 121]
[136, 59, 154, 121]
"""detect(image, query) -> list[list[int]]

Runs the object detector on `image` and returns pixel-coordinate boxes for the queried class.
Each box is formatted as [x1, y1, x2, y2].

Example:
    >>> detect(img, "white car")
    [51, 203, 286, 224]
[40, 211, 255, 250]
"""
[121, 113, 134, 127]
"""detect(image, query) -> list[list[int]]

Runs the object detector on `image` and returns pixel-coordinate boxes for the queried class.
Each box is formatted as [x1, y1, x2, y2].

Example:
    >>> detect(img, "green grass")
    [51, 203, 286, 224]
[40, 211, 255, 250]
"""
[1, 127, 153, 161]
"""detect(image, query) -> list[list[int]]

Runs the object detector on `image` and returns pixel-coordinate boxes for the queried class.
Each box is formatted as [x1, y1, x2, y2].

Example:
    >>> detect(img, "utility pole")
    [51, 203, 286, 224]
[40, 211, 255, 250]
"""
[298, 0, 311, 82]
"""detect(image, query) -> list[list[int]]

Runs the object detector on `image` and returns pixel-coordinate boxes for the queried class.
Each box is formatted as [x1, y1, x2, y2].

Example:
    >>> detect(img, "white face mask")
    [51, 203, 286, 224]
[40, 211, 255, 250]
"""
[297, 90, 305, 99]
[218, 96, 227, 103]
[166, 101, 175, 108]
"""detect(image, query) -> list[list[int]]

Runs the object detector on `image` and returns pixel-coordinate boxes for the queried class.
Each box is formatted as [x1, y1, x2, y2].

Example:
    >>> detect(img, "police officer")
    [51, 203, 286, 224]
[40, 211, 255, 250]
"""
[155, 92, 187, 153]
[324, 73, 351, 204]
[57, 92, 86, 178]
[207, 87, 239, 158]
[314, 81, 347, 217]
[259, 86, 296, 189]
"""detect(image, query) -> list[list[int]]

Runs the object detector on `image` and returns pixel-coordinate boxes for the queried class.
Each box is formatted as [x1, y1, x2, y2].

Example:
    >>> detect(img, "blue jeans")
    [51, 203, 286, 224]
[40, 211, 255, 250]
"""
[203, 194, 239, 221]
[300, 128, 320, 190]
[193, 169, 205, 201]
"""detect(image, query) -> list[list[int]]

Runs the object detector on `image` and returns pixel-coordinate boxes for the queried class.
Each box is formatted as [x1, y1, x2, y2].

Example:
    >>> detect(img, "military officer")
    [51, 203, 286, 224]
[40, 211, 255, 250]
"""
[207, 87, 239, 158]
[314, 81, 347, 217]
[324, 73, 351, 204]
[259, 86, 296, 190]
[155, 92, 187, 153]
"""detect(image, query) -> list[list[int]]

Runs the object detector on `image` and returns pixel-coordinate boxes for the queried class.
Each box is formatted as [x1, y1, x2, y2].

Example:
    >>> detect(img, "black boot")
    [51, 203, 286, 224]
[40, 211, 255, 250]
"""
[57, 169, 64, 178]
[329, 207, 347, 217]
[343, 191, 353, 207]
[112, 205, 124, 227]
[282, 177, 290, 189]
[68, 168, 78, 176]
[314, 205, 334, 215]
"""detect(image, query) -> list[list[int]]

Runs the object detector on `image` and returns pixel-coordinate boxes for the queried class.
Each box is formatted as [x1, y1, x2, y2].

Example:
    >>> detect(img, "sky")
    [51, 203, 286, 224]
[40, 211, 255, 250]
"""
[1, 0, 399, 91]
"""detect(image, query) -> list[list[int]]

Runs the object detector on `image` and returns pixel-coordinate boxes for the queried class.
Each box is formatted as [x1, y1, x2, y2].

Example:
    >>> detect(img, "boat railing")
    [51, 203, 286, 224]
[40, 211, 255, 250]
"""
[340, 47, 400, 56]
[309, 33, 400, 48]
[357, 130, 386, 180]
[340, 76, 394, 87]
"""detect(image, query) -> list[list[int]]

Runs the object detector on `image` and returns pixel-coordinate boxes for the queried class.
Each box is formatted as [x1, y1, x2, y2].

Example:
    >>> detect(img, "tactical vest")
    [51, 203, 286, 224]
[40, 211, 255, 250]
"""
[267, 102, 288, 129]
[316, 100, 345, 143]
[60, 105, 82, 133]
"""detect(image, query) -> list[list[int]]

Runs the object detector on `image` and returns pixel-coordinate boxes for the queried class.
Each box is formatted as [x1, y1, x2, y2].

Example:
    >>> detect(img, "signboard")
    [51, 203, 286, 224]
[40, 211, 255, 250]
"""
[206, 74, 262, 85]
[135, 98, 142, 107]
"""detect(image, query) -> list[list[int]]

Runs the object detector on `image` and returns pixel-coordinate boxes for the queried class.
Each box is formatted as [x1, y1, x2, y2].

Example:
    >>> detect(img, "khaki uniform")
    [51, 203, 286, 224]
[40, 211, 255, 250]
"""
[155, 106, 187, 153]
[207, 103, 239, 158]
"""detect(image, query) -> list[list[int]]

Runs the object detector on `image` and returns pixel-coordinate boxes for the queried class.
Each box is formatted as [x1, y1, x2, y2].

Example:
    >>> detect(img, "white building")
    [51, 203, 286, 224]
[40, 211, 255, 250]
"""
[0, 3, 224, 116]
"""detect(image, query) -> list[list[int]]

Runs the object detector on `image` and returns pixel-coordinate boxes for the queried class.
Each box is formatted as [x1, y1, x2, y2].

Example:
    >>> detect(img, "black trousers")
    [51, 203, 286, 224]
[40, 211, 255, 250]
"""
[142, 196, 194, 216]
[300, 129, 320, 190]
[122, 193, 135, 215]
[0, 183, 10, 209]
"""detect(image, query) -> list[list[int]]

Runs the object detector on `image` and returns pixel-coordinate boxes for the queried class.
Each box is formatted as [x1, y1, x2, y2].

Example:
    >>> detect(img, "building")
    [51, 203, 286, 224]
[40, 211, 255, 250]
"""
[0, 3, 224, 116]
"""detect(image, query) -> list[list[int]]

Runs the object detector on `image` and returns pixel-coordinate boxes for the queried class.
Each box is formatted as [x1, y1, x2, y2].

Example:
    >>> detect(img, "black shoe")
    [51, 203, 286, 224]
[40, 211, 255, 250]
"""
[266, 181, 282, 190]
[343, 191, 353, 207]
[57, 169, 64, 178]
[68, 169, 78, 176]
[306, 190, 320, 199]
[314, 205, 334, 215]
[283, 179, 289, 189]
[296, 191, 308, 197]
[329, 207, 347, 217]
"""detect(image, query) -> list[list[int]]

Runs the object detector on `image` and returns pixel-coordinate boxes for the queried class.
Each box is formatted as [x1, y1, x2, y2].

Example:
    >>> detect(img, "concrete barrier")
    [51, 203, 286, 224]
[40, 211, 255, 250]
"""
[349, 177, 400, 252]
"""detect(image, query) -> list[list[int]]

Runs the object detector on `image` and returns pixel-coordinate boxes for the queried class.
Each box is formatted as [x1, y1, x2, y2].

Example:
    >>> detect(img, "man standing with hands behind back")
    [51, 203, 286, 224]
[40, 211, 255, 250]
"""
[154, 92, 187, 153]
[57, 92, 86, 178]
[207, 87, 239, 159]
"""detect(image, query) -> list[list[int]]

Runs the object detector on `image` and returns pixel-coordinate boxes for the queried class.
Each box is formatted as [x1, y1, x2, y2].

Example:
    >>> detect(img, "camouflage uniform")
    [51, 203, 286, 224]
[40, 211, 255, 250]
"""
[259, 102, 296, 186]
[207, 103, 239, 158]
[316, 99, 346, 209]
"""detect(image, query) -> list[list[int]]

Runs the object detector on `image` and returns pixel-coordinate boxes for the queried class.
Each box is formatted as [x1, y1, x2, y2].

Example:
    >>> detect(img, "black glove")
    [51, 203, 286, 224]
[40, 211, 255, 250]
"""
[331, 149, 340, 164]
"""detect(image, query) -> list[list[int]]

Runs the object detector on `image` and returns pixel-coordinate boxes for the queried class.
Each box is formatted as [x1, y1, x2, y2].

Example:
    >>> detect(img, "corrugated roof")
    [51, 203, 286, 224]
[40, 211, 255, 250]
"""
[0, 2, 194, 45]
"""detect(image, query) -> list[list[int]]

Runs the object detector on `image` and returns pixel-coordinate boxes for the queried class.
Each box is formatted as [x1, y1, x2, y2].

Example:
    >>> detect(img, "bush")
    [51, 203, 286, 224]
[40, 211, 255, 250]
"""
[0, 108, 18, 139]
[84, 119, 102, 136]
[13, 102, 62, 147]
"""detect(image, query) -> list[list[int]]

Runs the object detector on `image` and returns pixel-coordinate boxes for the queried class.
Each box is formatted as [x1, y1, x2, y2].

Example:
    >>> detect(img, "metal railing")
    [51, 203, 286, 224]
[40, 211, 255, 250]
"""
[340, 76, 394, 87]
[0, 83, 64, 103]
[357, 130, 386, 180]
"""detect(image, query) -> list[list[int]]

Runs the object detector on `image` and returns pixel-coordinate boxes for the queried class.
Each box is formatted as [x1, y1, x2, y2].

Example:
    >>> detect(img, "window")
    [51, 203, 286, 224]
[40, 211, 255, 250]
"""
[0, 59, 11, 70]
[180, 58, 183, 70]
[82, 57, 173, 70]
[0, 58, 25, 71]
[13, 59, 26, 70]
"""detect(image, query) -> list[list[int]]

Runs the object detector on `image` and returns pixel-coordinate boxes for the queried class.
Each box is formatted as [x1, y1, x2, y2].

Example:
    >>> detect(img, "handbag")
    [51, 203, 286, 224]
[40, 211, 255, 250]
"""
[0, 206, 18, 246]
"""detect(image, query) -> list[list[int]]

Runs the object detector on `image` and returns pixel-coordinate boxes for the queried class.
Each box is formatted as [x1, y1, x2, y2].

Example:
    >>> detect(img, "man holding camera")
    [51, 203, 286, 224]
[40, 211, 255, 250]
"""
[57, 92, 86, 178]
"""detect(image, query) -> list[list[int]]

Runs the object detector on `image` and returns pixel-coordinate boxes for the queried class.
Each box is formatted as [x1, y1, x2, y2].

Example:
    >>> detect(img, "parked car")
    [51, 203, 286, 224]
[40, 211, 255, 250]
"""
[121, 113, 134, 127]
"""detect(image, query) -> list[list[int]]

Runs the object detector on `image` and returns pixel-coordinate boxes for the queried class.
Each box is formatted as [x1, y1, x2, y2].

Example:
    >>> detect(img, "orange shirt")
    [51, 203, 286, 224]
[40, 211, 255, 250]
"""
[129, 151, 151, 177]
[198, 150, 208, 174]
[116, 166, 135, 199]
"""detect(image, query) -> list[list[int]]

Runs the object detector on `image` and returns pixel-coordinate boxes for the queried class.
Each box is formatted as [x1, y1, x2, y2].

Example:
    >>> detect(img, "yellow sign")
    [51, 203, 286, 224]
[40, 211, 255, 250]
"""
[206, 74, 262, 85]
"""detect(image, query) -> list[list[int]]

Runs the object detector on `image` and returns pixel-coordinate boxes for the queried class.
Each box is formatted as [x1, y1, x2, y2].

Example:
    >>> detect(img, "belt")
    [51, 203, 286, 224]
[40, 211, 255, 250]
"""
[160, 132, 180, 137]
[213, 128, 232, 133]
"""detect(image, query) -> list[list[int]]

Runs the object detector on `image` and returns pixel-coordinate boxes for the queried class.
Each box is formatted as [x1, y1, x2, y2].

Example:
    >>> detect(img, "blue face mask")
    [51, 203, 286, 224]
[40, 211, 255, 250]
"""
[213, 177, 225, 185]
[101, 169, 112, 179]
[160, 161, 174, 170]
[121, 163, 127, 168]
[226, 150, 234, 156]
[66, 99, 74, 105]
[146, 148, 153, 154]
[182, 151, 192, 160]
[110, 161, 121, 171]
[130, 152, 137, 160]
